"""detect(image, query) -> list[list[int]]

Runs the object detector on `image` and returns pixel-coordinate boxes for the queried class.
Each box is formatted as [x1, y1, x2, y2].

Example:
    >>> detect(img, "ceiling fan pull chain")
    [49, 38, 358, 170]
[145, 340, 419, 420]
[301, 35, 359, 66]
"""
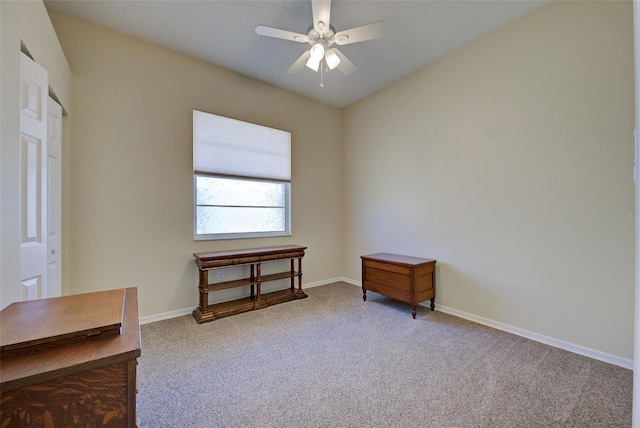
[320, 61, 324, 88]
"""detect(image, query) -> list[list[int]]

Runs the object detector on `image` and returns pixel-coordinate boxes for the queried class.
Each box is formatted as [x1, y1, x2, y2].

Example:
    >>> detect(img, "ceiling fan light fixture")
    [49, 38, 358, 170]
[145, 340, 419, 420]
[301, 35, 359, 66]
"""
[325, 49, 341, 70]
[305, 56, 321, 71]
[310, 43, 325, 61]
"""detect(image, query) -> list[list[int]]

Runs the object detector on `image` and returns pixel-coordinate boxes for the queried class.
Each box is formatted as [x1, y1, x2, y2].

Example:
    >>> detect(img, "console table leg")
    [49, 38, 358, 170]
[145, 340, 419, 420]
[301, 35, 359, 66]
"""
[290, 259, 295, 292]
[412, 307, 417, 319]
[297, 257, 303, 293]
[256, 263, 262, 301]
[250, 265, 255, 298]
[199, 270, 209, 314]
[362, 289, 367, 301]
[430, 298, 435, 311]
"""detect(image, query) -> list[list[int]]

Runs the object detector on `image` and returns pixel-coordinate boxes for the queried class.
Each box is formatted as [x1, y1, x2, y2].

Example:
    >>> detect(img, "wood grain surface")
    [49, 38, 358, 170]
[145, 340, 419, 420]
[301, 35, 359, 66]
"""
[0, 361, 129, 427]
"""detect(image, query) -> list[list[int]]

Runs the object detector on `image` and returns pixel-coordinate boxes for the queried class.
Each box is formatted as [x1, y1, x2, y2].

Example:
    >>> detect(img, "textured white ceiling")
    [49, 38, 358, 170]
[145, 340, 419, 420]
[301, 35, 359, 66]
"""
[44, 0, 548, 108]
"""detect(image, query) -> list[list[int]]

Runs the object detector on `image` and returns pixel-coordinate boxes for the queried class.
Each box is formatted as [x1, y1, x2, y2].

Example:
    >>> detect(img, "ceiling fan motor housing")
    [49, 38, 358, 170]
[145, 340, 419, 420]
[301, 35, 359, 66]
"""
[306, 25, 336, 47]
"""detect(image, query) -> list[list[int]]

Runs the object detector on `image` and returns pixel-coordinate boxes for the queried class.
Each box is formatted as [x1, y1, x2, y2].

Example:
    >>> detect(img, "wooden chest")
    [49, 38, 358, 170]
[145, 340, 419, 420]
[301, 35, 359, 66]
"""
[361, 253, 436, 319]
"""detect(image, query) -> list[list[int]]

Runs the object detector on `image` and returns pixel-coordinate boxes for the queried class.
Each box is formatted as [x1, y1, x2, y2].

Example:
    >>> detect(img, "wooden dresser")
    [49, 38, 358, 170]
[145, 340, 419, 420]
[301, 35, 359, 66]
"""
[361, 253, 436, 319]
[1, 287, 141, 427]
[193, 245, 307, 323]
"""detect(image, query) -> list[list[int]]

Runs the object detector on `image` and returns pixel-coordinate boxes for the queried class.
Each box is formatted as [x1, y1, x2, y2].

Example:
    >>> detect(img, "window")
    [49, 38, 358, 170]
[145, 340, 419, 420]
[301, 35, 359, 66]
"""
[193, 110, 291, 240]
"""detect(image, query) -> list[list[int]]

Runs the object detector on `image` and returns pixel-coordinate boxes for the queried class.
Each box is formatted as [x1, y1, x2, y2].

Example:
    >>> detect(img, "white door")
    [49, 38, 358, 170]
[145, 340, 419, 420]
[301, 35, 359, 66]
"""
[19, 52, 48, 300]
[47, 97, 62, 298]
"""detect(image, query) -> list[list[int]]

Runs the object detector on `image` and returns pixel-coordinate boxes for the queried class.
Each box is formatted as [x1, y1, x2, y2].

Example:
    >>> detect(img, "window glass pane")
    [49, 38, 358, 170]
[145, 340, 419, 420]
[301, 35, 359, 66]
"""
[196, 176, 285, 207]
[196, 207, 286, 234]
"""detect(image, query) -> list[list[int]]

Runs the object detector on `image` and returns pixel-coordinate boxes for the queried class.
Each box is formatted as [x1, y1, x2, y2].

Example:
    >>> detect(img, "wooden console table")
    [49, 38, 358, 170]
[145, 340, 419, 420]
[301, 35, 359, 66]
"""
[1, 287, 141, 427]
[193, 245, 307, 323]
[361, 253, 436, 319]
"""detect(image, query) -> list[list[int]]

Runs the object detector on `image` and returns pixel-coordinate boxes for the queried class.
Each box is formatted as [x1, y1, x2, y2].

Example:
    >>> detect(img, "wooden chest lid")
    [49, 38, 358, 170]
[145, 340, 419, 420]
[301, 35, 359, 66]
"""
[361, 252, 436, 266]
[0, 289, 125, 356]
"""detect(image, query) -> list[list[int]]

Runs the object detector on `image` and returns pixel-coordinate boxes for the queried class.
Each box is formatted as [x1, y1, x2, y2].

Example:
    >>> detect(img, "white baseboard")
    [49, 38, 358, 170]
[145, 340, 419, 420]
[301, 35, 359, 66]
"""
[343, 279, 633, 370]
[305, 277, 346, 288]
[339, 277, 361, 287]
[140, 306, 196, 325]
[139, 277, 345, 325]
[436, 303, 632, 370]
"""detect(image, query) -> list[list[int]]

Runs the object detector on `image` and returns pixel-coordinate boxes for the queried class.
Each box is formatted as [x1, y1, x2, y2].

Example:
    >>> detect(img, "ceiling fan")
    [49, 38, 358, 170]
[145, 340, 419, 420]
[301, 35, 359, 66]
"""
[255, 0, 386, 81]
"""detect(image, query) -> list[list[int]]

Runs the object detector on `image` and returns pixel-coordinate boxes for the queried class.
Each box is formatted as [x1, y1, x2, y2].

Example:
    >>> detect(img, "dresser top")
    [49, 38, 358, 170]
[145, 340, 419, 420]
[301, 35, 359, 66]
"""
[361, 253, 436, 267]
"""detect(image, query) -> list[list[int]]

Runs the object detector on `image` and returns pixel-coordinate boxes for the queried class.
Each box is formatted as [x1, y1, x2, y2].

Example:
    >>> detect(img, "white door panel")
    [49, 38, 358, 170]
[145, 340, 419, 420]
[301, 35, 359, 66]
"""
[21, 277, 41, 301]
[19, 52, 48, 300]
[47, 97, 62, 297]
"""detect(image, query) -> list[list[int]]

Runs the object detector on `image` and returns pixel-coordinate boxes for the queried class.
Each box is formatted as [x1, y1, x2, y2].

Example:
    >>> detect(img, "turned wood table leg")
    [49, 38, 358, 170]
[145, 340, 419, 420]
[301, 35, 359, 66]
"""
[412, 306, 417, 319]
[290, 259, 295, 292]
[199, 270, 209, 314]
[256, 263, 262, 301]
[250, 265, 255, 298]
[297, 257, 303, 293]
[361, 258, 367, 301]
[430, 298, 435, 311]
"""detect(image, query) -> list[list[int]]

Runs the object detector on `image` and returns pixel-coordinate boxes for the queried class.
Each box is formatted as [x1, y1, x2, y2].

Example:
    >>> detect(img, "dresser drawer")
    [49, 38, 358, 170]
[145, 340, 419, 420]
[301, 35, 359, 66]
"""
[364, 266, 410, 290]
[364, 259, 411, 275]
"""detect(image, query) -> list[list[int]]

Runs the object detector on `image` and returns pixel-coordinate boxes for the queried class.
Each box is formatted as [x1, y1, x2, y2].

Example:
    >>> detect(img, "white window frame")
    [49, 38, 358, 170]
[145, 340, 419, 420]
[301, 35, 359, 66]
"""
[193, 110, 292, 241]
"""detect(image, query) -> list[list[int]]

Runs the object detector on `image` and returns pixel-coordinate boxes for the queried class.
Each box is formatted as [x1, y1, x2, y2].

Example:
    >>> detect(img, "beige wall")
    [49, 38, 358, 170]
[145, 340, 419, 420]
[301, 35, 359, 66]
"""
[344, 1, 635, 360]
[0, 1, 72, 308]
[48, 11, 344, 318]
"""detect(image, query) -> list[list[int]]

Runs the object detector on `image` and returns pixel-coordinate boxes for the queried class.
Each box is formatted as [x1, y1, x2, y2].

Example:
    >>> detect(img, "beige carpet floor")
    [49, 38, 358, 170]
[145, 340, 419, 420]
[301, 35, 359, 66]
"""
[137, 282, 632, 427]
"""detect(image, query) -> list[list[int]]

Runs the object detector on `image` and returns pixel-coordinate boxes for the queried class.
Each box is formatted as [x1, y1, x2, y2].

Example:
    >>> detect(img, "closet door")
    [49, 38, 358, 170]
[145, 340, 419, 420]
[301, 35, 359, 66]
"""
[47, 97, 62, 297]
[19, 52, 48, 300]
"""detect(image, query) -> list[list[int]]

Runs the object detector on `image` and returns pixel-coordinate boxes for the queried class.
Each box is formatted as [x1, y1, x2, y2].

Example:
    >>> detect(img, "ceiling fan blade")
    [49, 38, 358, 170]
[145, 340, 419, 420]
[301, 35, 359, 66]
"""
[255, 25, 309, 43]
[334, 21, 387, 45]
[332, 49, 356, 75]
[312, 0, 331, 35]
[287, 50, 311, 74]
